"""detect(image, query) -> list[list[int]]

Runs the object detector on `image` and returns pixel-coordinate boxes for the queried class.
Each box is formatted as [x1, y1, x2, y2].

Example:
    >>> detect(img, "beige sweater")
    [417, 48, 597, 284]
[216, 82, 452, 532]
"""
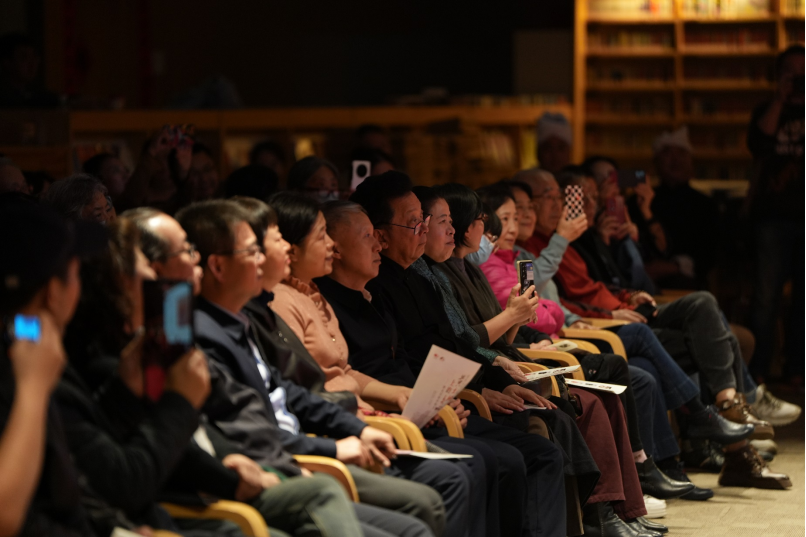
[271, 277, 375, 396]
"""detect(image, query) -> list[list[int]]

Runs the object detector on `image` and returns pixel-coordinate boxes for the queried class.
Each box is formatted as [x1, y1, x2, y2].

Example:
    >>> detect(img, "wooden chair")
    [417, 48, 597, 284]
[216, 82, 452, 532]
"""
[458, 389, 492, 421]
[161, 500, 270, 537]
[560, 327, 628, 359]
[558, 339, 600, 354]
[580, 318, 630, 329]
[362, 398, 465, 440]
[516, 361, 561, 396]
[519, 349, 586, 381]
[293, 455, 360, 502]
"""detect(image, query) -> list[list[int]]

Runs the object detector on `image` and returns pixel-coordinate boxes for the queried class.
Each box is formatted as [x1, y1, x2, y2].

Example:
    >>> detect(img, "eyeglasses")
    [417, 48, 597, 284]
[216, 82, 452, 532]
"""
[166, 243, 198, 259]
[381, 214, 431, 235]
[214, 244, 264, 258]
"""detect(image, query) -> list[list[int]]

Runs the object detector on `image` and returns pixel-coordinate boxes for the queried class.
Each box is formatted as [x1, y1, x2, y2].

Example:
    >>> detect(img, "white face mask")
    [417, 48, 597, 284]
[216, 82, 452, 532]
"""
[466, 234, 495, 266]
[312, 190, 339, 204]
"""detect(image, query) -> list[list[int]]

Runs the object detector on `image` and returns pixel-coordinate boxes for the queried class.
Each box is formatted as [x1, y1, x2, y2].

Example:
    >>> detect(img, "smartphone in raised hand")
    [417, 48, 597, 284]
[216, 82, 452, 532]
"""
[605, 195, 626, 225]
[565, 185, 584, 220]
[616, 169, 646, 189]
[142, 280, 194, 402]
[516, 260, 535, 297]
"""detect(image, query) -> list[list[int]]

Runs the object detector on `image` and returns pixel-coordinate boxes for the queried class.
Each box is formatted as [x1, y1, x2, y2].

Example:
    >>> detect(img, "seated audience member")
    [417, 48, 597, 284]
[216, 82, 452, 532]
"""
[42, 174, 116, 225]
[355, 124, 393, 155]
[745, 45, 805, 387]
[519, 172, 792, 490]
[350, 171, 569, 537]
[83, 153, 130, 202]
[0, 33, 59, 108]
[186, 142, 221, 202]
[351, 147, 396, 176]
[536, 113, 572, 175]
[177, 199, 460, 537]
[23, 170, 54, 199]
[225, 165, 280, 201]
[268, 192, 411, 411]
[0, 203, 109, 536]
[287, 156, 341, 203]
[126, 205, 426, 537]
[0, 160, 28, 194]
[249, 140, 287, 182]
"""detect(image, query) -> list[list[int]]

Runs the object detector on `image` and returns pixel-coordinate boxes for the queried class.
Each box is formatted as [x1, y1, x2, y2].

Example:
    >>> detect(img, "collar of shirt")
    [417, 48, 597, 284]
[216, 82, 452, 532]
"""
[315, 276, 371, 310]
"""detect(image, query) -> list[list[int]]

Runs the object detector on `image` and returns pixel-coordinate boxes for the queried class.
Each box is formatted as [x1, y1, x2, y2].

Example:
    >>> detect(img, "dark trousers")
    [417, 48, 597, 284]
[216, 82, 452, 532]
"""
[750, 220, 804, 379]
[652, 291, 745, 395]
[577, 352, 643, 453]
[613, 323, 700, 409]
[466, 414, 567, 537]
[627, 363, 680, 461]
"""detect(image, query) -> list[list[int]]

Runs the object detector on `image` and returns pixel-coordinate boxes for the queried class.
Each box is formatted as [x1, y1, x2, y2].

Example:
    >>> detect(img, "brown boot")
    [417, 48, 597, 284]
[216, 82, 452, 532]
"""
[719, 444, 791, 489]
[718, 394, 774, 440]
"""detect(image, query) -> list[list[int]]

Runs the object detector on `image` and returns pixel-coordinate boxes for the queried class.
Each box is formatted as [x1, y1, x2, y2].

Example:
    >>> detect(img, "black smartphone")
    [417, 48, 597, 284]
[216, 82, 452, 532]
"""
[634, 302, 657, 323]
[617, 169, 646, 189]
[142, 279, 194, 402]
[516, 260, 535, 297]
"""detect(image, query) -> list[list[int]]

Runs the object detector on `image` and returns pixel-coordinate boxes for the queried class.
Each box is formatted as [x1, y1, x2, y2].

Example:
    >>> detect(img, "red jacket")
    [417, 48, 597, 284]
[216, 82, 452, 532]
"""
[517, 231, 634, 317]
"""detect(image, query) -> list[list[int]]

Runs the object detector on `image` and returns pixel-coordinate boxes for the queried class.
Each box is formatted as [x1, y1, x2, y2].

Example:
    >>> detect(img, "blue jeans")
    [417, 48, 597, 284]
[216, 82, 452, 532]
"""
[612, 323, 700, 409]
[629, 365, 680, 461]
[750, 220, 804, 380]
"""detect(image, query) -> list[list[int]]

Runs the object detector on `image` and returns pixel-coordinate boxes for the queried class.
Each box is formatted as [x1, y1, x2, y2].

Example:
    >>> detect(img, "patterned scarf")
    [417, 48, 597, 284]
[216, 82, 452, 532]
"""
[411, 258, 499, 363]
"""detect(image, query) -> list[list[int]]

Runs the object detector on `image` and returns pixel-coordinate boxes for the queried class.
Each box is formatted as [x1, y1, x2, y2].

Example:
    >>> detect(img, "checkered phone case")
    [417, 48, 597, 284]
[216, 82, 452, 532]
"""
[565, 185, 584, 220]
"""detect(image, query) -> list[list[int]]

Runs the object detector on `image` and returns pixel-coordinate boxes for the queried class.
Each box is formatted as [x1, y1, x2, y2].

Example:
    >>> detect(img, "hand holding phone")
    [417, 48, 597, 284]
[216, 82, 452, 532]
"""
[7, 312, 66, 394]
[564, 185, 584, 221]
[605, 195, 626, 226]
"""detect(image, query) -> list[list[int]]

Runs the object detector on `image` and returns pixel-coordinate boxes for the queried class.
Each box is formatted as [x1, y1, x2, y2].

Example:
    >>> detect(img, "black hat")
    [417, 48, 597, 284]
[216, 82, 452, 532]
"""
[0, 200, 107, 311]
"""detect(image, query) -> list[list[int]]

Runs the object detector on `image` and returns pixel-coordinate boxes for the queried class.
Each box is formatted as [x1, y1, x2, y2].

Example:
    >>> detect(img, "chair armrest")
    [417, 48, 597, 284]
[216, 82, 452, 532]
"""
[459, 389, 492, 421]
[518, 350, 585, 380]
[555, 338, 600, 354]
[364, 416, 411, 450]
[560, 328, 627, 359]
[437, 405, 465, 439]
[161, 500, 270, 537]
[293, 455, 360, 502]
[153, 532, 184, 537]
[580, 318, 630, 328]
[517, 362, 561, 397]
[382, 415, 430, 449]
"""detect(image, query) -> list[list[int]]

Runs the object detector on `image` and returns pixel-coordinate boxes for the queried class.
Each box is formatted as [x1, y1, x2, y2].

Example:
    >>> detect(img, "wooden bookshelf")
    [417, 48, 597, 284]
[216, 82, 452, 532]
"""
[574, 0, 804, 181]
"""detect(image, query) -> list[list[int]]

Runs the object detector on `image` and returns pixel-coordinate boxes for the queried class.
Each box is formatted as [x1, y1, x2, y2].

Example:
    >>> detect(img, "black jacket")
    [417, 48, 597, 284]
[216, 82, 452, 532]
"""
[315, 276, 418, 388]
[243, 292, 357, 411]
[365, 255, 516, 392]
[194, 297, 367, 459]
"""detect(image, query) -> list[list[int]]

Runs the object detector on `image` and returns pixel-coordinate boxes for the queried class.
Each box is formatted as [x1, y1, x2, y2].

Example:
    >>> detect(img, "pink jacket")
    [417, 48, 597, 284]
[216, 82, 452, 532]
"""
[479, 249, 566, 338]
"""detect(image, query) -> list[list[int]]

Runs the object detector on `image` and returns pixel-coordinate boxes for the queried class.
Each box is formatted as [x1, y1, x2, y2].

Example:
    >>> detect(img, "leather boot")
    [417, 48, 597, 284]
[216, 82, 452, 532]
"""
[637, 457, 695, 499]
[584, 503, 654, 537]
[685, 404, 755, 444]
[635, 516, 668, 534]
[658, 458, 714, 501]
[718, 444, 792, 489]
[718, 394, 774, 440]
[625, 519, 661, 537]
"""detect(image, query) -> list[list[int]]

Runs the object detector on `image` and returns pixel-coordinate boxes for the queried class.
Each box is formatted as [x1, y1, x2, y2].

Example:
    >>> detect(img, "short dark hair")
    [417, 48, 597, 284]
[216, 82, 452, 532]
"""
[22, 170, 54, 198]
[432, 183, 484, 248]
[225, 165, 279, 201]
[267, 191, 320, 247]
[581, 155, 619, 177]
[349, 170, 413, 227]
[120, 207, 171, 263]
[0, 33, 34, 62]
[356, 124, 386, 141]
[411, 186, 440, 216]
[556, 165, 591, 190]
[287, 156, 339, 192]
[321, 200, 367, 238]
[249, 141, 286, 166]
[484, 203, 502, 238]
[82, 153, 116, 179]
[230, 196, 277, 245]
[350, 147, 395, 168]
[777, 44, 805, 76]
[176, 200, 249, 267]
[475, 182, 515, 214]
[42, 174, 108, 220]
[507, 180, 533, 199]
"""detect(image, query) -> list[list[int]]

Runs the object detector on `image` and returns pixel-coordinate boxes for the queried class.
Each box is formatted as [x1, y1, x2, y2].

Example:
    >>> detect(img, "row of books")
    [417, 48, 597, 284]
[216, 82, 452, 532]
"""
[586, 96, 674, 115]
[589, 0, 673, 16]
[681, 0, 770, 16]
[588, 30, 674, 48]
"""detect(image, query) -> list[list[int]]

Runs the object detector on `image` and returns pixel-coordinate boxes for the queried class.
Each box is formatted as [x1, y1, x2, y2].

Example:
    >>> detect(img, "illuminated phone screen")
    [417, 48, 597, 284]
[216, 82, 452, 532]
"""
[14, 315, 41, 343]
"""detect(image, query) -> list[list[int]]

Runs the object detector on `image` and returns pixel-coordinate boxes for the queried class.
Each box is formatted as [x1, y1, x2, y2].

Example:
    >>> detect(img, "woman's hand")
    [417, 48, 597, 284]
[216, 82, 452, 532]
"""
[9, 311, 66, 395]
[505, 284, 541, 326]
[493, 356, 528, 383]
[529, 339, 555, 351]
[595, 213, 620, 246]
[556, 207, 588, 242]
[481, 388, 525, 414]
[569, 320, 600, 330]
[611, 309, 647, 324]
[503, 385, 557, 409]
[634, 182, 655, 221]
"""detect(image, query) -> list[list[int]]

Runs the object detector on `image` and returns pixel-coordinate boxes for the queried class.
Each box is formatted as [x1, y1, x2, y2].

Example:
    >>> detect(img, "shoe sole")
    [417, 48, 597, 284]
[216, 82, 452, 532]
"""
[644, 507, 667, 519]
[761, 415, 801, 427]
[750, 427, 775, 440]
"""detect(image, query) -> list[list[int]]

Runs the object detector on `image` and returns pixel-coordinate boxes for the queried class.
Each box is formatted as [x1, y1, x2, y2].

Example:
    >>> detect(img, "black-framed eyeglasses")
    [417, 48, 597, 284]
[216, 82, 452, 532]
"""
[166, 242, 198, 259]
[380, 214, 431, 236]
[213, 244, 264, 258]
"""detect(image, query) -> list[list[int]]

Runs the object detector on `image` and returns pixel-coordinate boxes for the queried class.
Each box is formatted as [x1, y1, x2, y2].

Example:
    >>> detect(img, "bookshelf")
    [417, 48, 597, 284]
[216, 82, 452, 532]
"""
[573, 0, 804, 181]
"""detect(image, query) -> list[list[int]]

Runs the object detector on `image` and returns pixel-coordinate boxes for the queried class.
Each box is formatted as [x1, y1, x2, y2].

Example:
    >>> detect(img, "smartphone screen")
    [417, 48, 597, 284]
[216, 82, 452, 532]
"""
[616, 169, 646, 189]
[13, 315, 41, 343]
[517, 260, 535, 296]
[142, 280, 194, 402]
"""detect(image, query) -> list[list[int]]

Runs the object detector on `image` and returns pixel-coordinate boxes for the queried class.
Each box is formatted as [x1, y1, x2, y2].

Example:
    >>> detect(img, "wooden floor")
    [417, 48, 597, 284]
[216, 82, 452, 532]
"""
[663, 385, 805, 537]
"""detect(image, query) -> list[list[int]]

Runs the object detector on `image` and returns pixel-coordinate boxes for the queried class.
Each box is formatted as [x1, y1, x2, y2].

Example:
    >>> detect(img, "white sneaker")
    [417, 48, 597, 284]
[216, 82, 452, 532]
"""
[750, 438, 778, 454]
[751, 384, 802, 426]
[643, 494, 667, 519]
